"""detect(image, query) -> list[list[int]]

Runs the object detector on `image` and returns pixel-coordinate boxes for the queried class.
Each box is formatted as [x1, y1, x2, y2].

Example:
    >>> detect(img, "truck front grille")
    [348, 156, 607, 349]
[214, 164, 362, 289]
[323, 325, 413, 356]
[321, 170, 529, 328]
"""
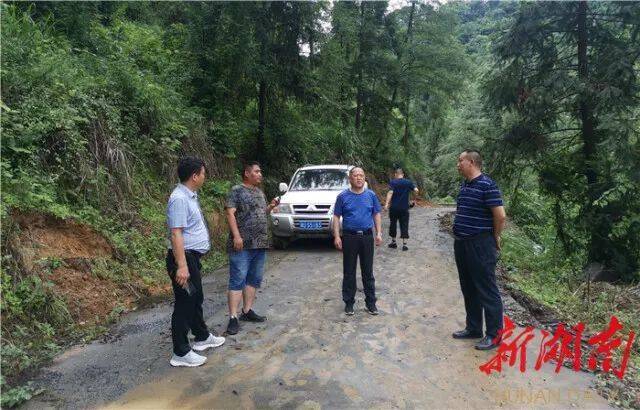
[293, 204, 331, 215]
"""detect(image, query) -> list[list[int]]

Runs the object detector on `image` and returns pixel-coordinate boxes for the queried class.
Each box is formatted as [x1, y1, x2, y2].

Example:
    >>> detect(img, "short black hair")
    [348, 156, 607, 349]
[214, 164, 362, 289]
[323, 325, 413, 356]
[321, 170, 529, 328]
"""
[462, 149, 482, 168]
[242, 161, 260, 180]
[177, 156, 206, 183]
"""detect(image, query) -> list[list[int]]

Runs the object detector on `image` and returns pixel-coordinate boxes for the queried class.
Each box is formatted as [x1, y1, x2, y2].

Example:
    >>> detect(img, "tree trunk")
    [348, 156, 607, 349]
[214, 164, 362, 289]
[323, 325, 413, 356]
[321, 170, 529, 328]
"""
[355, 74, 363, 131]
[510, 167, 525, 211]
[257, 80, 267, 161]
[577, 0, 606, 267]
[308, 23, 315, 68]
[401, 1, 416, 151]
[577, 1, 596, 189]
[554, 199, 572, 255]
[406, 1, 416, 43]
[355, 2, 365, 131]
[402, 99, 410, 149]
[390, 2, 415, 110]
[256, 3, 269, 163]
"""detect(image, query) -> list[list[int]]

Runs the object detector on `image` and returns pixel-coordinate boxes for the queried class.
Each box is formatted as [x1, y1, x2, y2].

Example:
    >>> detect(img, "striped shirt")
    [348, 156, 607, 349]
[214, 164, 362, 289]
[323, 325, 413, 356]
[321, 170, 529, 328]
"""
[453, 174, 503, 238]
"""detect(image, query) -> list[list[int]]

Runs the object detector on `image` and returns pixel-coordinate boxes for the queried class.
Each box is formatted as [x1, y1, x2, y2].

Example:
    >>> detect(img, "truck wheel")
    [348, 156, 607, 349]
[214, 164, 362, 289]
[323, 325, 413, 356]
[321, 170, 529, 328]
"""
[273, 236, 289, 250]
[327, 237, 336, 248]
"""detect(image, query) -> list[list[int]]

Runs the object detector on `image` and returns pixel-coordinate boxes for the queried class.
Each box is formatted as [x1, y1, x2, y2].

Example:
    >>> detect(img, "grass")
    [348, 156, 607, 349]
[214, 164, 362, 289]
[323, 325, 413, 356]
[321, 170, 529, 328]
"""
[499, 223, 640, 409]
[500, 224, 639, 332]
[431, 195, 457, 206]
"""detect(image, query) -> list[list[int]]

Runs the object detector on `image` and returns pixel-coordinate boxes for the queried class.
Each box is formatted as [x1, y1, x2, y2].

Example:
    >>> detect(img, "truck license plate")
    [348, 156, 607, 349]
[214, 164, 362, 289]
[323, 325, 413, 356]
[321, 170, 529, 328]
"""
[300, 221, 322, 230]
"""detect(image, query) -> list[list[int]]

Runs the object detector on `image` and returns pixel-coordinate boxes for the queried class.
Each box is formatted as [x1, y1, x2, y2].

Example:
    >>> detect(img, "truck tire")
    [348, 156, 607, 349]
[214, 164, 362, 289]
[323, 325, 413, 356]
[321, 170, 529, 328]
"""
[273, 236, 289, 250]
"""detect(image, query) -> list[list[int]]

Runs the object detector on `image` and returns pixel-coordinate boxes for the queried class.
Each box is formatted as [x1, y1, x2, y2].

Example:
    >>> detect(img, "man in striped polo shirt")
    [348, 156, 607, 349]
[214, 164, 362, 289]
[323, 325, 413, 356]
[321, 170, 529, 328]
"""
[451, 149, 506, 350]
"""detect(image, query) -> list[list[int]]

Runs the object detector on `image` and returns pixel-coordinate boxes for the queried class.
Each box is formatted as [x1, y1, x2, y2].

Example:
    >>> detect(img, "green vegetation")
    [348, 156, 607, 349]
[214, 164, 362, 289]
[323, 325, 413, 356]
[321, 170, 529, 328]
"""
[486, 2, 640, 281]
[498, 205, 640, 409]
[1, 1, 638, 407]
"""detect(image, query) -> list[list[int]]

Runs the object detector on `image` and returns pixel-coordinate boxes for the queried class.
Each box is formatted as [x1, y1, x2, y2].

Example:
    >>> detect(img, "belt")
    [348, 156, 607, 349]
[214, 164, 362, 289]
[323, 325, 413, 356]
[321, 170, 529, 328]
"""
[343, 228, 373, 236]
[168, 249, 204, 257]
[454, 232, 493, 241]
[186, 249, 209, 258]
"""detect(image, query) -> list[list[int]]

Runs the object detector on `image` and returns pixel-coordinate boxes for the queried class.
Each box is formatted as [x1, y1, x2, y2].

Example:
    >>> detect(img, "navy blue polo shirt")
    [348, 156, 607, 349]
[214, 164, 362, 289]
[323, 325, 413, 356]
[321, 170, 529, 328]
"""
[334, 189, 382, 231]
[453, 174, 503, 237]
[389, 178, 416, 211]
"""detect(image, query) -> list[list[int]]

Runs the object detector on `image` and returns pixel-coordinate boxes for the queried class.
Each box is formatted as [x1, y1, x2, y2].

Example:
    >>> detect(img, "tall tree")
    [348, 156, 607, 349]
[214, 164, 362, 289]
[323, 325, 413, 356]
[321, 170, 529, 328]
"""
[486, 1, 640, 279]
[387, 3, 468, 156]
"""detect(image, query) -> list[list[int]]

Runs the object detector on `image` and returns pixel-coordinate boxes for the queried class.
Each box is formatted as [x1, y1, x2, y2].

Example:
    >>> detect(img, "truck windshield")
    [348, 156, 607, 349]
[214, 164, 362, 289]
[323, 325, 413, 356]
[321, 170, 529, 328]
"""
[289, 169, 349, 191]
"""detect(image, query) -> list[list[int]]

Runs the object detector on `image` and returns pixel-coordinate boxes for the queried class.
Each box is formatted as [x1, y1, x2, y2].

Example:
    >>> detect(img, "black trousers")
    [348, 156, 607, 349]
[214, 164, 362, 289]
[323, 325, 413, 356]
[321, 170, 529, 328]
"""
[342, 233, 376, 306]
[389, 208, 410, 239]
[454, 234, 503, 338]
[166, 249, 209, 356]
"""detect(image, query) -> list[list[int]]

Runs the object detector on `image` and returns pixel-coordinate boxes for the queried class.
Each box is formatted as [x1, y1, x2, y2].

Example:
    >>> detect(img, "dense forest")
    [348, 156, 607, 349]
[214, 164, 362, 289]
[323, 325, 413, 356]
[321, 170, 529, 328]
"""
[1, 1, 638, 406]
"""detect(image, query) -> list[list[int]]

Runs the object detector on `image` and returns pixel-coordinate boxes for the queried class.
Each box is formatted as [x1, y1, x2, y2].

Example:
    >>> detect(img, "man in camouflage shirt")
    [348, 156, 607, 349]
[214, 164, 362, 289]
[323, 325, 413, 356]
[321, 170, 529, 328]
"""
[224, 161, 279, 335]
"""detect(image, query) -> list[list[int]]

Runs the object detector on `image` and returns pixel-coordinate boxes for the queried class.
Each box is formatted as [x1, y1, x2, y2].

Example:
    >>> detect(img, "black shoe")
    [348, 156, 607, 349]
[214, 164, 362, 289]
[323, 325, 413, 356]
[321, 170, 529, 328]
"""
[366, 305, 379, 315]
[388, 242, 397, 249]
[452, 329, 483, 339]
[475, 335, 501, 350]
[345, 304, 354, 316]
[240, 309, 266, 322]
[402, 245, 408, 251]
[226, 317, 239, 335]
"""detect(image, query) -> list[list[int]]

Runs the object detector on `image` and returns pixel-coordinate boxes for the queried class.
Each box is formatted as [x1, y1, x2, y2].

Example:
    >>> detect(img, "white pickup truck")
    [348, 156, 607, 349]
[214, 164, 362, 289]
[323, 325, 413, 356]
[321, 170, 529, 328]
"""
[270, 164, 356, 249]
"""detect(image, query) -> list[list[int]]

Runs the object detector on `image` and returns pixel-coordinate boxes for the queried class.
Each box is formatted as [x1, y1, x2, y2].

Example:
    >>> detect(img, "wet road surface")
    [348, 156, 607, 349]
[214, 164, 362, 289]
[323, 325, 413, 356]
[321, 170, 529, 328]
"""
[24, 207, 611, 409]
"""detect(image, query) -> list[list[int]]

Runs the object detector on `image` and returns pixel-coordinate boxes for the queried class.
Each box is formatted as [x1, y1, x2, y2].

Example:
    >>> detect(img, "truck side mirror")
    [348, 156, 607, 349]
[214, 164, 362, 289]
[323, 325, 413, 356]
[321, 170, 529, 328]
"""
[278, 183, 288, 193]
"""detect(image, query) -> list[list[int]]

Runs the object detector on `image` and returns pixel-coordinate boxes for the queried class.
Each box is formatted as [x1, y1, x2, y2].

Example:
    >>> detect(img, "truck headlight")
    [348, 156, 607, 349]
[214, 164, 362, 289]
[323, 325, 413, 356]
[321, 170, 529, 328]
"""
[278, 203, 293, 214]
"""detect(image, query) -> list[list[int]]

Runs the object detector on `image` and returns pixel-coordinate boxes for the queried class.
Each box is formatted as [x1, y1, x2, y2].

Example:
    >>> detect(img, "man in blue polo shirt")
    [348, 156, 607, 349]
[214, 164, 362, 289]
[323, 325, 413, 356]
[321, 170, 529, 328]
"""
[452, 150, 506, 350]
[332, 167, 383, 316]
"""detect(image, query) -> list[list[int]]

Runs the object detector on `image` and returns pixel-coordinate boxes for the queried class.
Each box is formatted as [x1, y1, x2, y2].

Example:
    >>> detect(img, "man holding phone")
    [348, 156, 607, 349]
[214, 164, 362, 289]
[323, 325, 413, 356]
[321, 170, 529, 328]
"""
[166, 156, 225, 367]
[224, 161, 280, 335]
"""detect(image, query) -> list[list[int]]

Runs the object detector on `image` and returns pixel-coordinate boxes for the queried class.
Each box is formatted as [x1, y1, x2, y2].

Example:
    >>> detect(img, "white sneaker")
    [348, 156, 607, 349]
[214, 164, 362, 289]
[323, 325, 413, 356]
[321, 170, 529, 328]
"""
[169, 350, 207, 367]
[192, 333, 226, 351]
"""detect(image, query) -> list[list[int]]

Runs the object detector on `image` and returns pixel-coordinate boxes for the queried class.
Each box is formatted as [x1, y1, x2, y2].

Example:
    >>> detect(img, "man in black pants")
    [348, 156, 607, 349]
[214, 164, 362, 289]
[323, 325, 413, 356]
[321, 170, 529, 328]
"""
[166, 156, 225, 367]
[332, 167, 383, 316]
[451, 150, 506, 350]
[383, 168, 419, 251]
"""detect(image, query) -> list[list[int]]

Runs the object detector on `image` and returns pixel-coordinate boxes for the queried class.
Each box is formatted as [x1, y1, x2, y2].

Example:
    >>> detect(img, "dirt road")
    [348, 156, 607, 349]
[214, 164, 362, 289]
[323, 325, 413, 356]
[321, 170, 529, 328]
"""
[24, 207, 611, 409]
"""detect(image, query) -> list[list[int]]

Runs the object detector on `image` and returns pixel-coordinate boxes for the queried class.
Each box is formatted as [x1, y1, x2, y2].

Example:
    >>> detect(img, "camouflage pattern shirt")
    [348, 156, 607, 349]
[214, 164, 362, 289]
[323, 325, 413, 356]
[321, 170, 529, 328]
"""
[225, 184, 268, 252]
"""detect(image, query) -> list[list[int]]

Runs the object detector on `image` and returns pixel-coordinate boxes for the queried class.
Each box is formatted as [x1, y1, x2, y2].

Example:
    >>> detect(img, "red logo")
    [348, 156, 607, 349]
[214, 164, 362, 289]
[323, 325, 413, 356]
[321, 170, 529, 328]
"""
[479, 315, 635, 380]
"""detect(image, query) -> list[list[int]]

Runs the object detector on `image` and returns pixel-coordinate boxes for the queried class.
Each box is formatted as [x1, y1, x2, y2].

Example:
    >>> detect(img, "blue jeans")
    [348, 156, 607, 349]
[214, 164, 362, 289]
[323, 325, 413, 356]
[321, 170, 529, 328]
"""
[229, 249, 266, 291]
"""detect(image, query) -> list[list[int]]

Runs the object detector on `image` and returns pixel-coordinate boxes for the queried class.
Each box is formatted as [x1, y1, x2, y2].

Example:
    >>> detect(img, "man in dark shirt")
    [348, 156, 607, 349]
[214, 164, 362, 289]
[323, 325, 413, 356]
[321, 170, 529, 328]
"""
[452, 150, 506, 350]
[383, 168, 419, 251]
[224, 161, 280, 335]
[332, 167, 383, 316]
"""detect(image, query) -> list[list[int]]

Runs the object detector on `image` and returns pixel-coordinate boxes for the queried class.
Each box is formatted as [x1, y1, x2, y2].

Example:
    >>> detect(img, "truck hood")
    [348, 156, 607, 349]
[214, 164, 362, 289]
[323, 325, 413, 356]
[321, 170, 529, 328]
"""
[280, 190, 343, 205]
